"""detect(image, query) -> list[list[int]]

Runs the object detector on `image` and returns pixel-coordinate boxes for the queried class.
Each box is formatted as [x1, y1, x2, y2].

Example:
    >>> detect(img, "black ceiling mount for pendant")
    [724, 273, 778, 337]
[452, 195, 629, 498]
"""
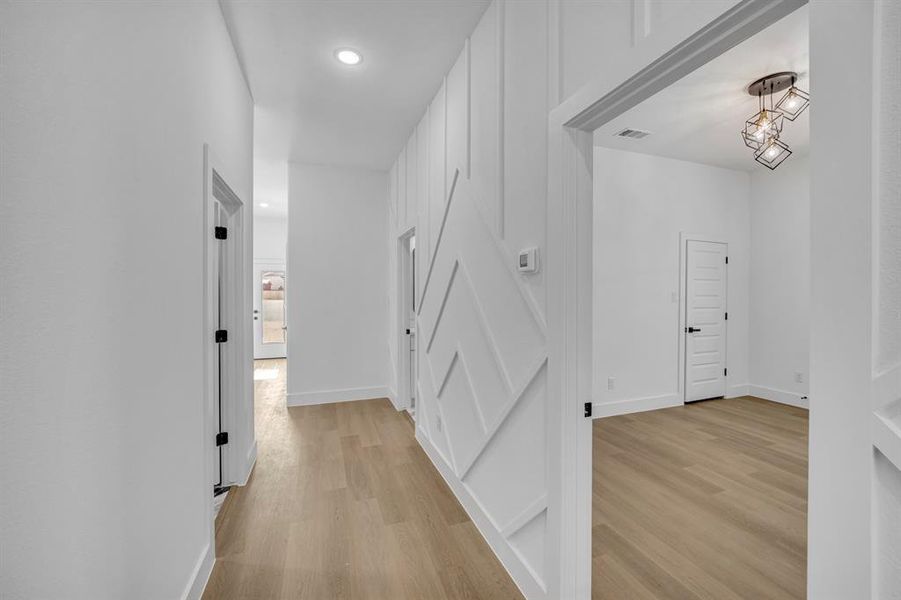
[746, 71, 798, 97]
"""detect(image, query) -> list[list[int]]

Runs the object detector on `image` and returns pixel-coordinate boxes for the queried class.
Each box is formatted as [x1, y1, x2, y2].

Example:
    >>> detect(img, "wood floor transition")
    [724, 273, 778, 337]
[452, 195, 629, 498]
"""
[203, 359, 523, 600]
[592, 396, 809, 600]
[204, 361, 807, 599]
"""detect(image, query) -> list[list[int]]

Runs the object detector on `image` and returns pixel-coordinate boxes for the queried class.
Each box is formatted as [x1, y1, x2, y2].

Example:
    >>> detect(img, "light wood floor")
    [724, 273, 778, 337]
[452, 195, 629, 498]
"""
[203, 359, 523, 600]
[593, 396, 808, 600]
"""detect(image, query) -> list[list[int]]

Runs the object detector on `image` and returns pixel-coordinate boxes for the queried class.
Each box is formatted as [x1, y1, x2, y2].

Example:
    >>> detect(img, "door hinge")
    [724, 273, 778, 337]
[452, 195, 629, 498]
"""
[725, 312, 728, 320]
[584, 402, 593, 418]
[216, 431, 229, 446]
[215, 329, 228, 343]
[724, 368, 728, 376]
[725, 256, 729, 264]
[214, 226, 228, 240]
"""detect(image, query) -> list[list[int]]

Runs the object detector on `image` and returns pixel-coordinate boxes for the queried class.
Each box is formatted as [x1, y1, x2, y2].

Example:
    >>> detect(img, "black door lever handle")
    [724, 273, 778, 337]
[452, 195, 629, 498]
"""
[687, 326, 702, 333]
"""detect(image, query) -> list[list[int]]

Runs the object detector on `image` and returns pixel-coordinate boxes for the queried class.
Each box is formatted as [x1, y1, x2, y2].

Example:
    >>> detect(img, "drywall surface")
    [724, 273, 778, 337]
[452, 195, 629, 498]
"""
[592, 148, 751, 411]
[386, 1, 551, 596]
[0, 2, 253, 598]
[557, 0, 741, 102]
[286, 164, 389, 405]
[749, 156, 809, 404]
[254, 215, 287, 261]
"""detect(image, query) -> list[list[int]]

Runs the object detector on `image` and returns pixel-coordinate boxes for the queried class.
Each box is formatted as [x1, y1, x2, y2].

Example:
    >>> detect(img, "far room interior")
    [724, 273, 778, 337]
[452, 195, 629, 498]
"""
[590, 5, 810, 598]
[253, 157, 288, 365]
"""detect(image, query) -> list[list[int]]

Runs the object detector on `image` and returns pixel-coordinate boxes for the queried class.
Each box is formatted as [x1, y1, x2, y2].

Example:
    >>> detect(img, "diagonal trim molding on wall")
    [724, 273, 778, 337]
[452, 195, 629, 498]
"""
[420, 168, 461, 314]
[458, 357, 548, 480]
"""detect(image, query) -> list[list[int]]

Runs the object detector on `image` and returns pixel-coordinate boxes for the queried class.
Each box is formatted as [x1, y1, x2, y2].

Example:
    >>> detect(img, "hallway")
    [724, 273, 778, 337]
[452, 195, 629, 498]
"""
[203, 360, 523, 599]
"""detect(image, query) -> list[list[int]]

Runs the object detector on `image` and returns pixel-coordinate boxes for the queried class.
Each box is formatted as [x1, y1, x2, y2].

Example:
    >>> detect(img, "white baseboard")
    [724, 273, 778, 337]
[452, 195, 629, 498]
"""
[286, 385, 390, 407]
[386, 386, 400, 410]
[592, 393, 682, 418]
[415, 430, 546, 600]
[748, 384, 809, 409]
[238, 441, 257, 485]
[181, 542, 214, 600]
[727, 383, 750, 398]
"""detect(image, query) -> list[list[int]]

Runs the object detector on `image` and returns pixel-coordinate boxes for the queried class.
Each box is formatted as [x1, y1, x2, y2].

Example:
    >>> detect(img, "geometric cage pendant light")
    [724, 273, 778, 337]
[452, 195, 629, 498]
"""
[740, 71, 809, 170]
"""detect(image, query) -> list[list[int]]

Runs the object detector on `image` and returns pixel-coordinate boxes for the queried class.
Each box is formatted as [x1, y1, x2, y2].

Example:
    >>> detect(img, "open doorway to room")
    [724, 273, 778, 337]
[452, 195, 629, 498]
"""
[253, 263, 287, 359]
[251, 184, 288, 397]
[587, 6, 810, 598]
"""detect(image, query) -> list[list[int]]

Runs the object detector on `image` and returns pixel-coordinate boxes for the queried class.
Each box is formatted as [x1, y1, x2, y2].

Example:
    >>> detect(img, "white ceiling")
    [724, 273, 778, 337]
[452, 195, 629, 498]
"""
[220, 0, 490, 218]
[594, 5, 809, 173]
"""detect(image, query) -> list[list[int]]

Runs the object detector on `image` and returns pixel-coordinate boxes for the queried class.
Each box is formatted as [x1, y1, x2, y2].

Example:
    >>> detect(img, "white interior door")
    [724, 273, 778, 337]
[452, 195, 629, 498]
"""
[684, 240, 728, 402]
[408, 242, 417, 417]
[253, 261, 287, 359]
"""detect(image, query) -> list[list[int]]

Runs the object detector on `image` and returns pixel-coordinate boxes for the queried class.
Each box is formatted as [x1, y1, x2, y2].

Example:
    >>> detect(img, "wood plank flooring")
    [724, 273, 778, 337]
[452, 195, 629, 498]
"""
[593, 396, 808, 600]
[203, 359, 522, 600]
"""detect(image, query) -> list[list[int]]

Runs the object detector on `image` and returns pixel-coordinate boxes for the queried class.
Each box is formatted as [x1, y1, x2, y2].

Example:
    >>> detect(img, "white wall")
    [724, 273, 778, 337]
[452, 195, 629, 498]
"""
[0, 2, 253, 599]
[287, 164, 389, 405]
[254, 215, 287, 261]
[386, 1, 551, 597]
[592, 148, 751, 415]
[749, 156, 810, 406]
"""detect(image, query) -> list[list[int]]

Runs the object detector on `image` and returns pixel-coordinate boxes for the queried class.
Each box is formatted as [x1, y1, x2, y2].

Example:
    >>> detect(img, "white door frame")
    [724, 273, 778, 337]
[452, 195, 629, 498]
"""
[394, 226, 416, 412]
[203, 144, 253, 506]
[253, 259, 287, 359]
[678, 233, 728, 403]
[546, 1, 814, 597]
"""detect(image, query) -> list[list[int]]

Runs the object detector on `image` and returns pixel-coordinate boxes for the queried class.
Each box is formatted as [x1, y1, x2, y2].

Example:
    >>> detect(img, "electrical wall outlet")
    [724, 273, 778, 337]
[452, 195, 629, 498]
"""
[607, 376, 616, 391]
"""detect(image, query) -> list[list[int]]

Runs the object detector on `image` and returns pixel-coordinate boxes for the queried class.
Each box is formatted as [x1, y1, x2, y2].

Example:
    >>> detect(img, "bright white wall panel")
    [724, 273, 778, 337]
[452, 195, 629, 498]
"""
[504, 0, 549, 318]
[446, 48, 470, 187]
[0, 2, 253, 597]
[470, 0, 501, 233]
[254, 215, 288, 261]
[428, 83, 447, 259]
[558, 0, 742, 100]
[287, 164, 388, 403]
[749, 156, 809, 401]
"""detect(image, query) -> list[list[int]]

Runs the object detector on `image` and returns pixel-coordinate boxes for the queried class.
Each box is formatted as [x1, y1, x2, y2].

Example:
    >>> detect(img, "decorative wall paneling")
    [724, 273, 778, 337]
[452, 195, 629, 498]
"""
[386, 1, 550, 597]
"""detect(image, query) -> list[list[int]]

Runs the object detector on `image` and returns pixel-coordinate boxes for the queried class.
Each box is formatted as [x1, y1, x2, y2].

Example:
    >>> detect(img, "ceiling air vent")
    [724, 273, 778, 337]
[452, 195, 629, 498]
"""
[614, 128, 651, 140]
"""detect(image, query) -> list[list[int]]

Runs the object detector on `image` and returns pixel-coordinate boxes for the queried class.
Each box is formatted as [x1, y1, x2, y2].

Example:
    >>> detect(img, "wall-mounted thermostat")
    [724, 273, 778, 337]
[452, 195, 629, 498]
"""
[518, 247, 539, 273]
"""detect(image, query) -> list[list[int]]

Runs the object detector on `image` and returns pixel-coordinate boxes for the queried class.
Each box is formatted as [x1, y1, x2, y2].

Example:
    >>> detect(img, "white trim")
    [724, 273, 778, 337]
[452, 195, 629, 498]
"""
[748, 385, 809, 409]
[592, 393, 682, 419]
[728, 383, 750, 398]
[873, 412, 901, 474]
[236, 441, 258, 486]
[678, 232, 729, 404]
[395, 227, 416, 412]
[286, 386, 391, 407]
[181, 542, 215, 600]
[204, 145, 252, 489]
[415, 428, 547, 599]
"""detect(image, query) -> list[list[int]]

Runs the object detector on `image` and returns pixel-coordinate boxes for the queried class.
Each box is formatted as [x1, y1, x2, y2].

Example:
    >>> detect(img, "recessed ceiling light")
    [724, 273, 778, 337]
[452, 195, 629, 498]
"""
[335, 48, 362, 66]
[259, 203, 269, 208]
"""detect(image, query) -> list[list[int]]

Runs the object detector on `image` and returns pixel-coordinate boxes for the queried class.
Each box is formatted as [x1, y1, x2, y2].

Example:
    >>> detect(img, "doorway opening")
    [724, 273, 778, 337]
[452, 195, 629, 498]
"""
[203, 145, 252, 518]
[396, 229, 417, 420]
[253, 262, 287, 359]
[588, 7, 810, 597]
